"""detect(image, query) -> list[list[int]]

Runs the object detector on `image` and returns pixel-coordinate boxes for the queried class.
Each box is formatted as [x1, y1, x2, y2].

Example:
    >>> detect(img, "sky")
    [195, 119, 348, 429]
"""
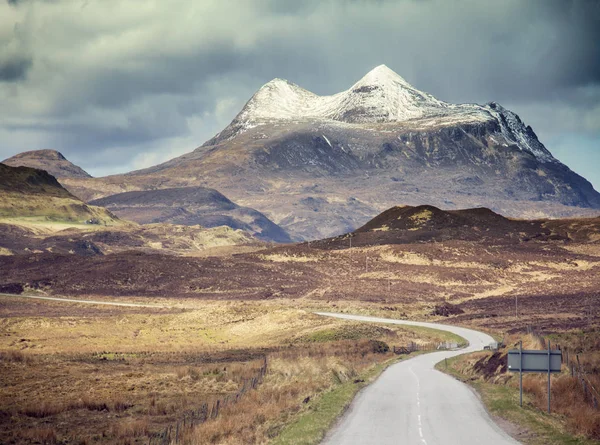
[1, 0, 599, 189]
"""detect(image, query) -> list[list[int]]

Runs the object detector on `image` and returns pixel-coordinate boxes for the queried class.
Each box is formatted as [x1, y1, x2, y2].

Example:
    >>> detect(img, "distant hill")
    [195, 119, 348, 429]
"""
[0, 163, 118, 224]
[2, 150, 92, 179]
[89, 186, 292, 243]
[311, 204, 600, 248]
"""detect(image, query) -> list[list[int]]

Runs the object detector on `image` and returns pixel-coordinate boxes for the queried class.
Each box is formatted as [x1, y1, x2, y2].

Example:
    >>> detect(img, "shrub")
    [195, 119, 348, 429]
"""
[367, 340, 390, 354]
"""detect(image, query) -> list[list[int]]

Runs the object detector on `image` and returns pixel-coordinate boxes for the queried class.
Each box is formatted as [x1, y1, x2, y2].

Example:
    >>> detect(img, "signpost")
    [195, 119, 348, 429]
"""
[508, 340, 562, 413]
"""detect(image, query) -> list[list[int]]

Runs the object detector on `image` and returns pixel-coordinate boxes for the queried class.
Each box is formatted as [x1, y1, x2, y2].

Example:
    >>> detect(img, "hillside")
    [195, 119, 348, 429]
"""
[312, 204, 600, 248]
[0, 163, 117, 225]
[0, 221, 258, 257]
[89, 187, 292, 243]
[2, 150, 92, 179]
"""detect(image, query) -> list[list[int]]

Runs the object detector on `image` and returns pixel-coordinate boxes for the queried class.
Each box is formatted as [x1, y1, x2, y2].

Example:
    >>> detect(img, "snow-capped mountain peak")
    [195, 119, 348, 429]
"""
[219, 65, 556, 163]
[335, 64, 449, 123]
[351, 64, 413, 89]
[235, 64, 449, 125]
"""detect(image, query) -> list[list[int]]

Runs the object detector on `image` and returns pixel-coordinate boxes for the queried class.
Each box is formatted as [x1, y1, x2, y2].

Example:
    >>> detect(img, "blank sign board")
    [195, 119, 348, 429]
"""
[508, 350, 562, 373]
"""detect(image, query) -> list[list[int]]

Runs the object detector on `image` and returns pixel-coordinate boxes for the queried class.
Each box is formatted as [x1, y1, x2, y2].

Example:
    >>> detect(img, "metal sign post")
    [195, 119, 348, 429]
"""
[508, 339, 561, 413]
[519, 340, 523, 407]
[547, 340, 551, 413]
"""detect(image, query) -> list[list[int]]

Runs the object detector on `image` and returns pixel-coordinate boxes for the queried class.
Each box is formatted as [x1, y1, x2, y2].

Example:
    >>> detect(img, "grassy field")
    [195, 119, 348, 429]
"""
[0, 296, 452, 445]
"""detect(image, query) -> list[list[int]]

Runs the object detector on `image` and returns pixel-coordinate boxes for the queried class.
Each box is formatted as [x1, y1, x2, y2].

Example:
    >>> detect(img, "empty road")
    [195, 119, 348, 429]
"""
[0, 293, 170, 308]
[316, 312, 519, 445]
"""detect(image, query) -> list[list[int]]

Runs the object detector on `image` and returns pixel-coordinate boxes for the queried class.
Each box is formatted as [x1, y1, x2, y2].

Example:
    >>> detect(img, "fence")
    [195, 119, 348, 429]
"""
[148, 356, 268, 445]
[526, 325, 599, 411]
[392, 341, 457, 355]
[556, 343, 600, 411]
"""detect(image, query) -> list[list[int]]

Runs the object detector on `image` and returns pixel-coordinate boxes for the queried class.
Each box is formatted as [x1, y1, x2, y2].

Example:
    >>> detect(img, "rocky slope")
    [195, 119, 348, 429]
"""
[3, 150, 92, 179]
[90, 187, 292, 243]
[0, 163, 117, 225]
[52, 65, 600, 240]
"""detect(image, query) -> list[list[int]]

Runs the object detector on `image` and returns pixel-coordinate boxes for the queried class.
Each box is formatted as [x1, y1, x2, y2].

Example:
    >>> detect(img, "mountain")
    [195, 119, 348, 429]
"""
[0, 163, 117, 224]
[58, 65, 600, 240]
[206, 65, 553, 164]
[3, 149, 92, 179]
[89, 186, 292, 243]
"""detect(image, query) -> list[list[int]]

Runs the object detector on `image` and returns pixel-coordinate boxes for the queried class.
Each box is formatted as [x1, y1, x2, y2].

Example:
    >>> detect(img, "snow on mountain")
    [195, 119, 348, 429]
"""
[225, 64, 556, 163]
[235, 65, 453, 124]
[483, 102, 554, 163]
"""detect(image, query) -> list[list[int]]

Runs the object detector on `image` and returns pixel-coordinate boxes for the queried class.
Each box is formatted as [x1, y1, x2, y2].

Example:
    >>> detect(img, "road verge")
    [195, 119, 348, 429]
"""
[436, 354, 597, 445]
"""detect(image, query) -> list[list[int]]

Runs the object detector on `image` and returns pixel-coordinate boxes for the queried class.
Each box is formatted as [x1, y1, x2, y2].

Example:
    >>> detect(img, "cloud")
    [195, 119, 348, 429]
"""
[0, 0, 598, 187]
[0, 54, 31, 81]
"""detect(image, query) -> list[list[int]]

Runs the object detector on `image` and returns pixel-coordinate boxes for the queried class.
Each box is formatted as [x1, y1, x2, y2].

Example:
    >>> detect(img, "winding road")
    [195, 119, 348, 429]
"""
[316, 312, 519, 445]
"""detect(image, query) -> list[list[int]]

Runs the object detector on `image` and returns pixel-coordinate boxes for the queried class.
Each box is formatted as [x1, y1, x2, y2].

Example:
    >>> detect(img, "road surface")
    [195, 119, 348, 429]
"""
[316, 312, 519, 445]
[0, 293, 170, 308]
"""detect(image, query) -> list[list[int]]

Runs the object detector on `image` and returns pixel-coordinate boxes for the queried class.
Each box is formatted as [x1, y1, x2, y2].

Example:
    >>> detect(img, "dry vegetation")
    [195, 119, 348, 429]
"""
[0, 297, 446, 445]
[443, 333, 600, 443]
[1, 210, 599, 443]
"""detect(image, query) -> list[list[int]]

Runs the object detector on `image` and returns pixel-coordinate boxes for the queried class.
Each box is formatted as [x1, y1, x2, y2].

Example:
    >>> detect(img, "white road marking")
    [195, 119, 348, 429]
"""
[410, 367, 428, 445]
[318, 312, 520, 445]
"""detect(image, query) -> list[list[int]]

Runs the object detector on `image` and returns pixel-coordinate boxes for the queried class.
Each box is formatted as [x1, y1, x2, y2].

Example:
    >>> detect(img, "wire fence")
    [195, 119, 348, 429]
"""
[557, 343, 600, 411]
[148, 356, 268, 445]
[527, 326, 599, 411]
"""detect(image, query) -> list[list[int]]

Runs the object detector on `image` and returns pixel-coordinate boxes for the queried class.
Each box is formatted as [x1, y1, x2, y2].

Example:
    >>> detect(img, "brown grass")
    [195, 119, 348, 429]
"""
[23, 427, 57, 445]
[519, 373, 600, 439]
[187, 340, 392, 445]
[0, 349, 33, 363]
[0, 298, 448, 445]
[21, 402, 65, 418]
[110, 418, 151, 439]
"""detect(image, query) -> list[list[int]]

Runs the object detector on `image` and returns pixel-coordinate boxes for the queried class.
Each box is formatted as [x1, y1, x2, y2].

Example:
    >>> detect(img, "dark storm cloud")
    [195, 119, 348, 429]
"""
[0, 0, 598, 186]
[0, 55, 31, 81]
